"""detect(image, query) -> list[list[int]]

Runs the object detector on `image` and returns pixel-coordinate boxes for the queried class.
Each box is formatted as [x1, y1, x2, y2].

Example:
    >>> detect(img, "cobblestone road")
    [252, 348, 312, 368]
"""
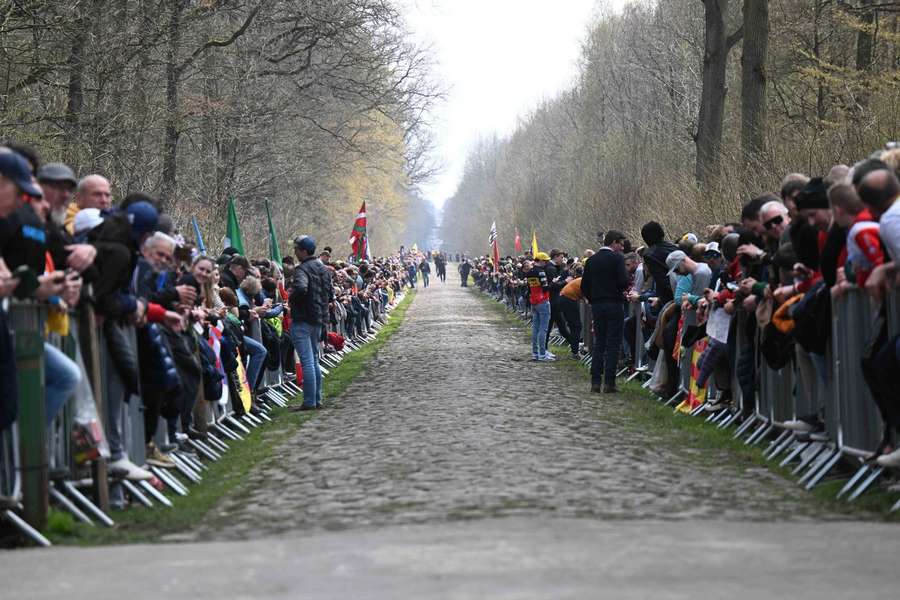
[205, 273, 834, 540]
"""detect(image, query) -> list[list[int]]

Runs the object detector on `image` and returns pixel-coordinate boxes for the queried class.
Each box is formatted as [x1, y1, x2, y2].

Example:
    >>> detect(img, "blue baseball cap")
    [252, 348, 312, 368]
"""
[293, 235, 316, 254]
[0, 149, 42, 197]
[125, 201, 159, 235]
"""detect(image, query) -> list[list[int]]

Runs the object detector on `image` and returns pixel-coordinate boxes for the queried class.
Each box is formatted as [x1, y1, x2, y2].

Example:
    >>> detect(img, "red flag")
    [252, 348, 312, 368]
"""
[349, 201, 368, 262]
[514, 227, 522, 253]
[489, 221, 500, 273]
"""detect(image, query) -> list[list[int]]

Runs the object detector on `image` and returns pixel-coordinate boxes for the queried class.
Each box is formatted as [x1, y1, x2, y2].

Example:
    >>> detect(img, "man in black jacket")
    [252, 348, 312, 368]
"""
[289, 234, 334, 411]
[581, 230, 628, 393]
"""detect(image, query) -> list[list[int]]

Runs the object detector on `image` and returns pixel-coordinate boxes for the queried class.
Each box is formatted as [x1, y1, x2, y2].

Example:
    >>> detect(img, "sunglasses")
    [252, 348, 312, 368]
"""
[763, 215, 784, 230]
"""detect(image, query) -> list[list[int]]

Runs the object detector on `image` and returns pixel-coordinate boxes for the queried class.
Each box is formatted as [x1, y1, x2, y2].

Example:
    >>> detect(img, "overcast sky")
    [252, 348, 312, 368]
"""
[403, 0, 626, 208]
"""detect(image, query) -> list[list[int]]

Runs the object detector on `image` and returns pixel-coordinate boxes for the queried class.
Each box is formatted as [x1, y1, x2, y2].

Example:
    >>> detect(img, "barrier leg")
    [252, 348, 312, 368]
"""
[890, 497, 900, 512]
[802, 450, 842, 490]
[791, 443, 827, 475]
[848, 466, 884, 502]
[2, 509, 51, 547]
[836, 465, 871, 499]
[61, 480, 115, 527]
[49, 483, 94, 525]
[779, 441, 810, 468]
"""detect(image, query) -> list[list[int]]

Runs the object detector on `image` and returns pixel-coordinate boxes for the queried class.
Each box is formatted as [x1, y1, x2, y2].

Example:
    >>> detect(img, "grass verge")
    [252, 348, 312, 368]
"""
[45, 291, 416, 545]
[472, 289, 900, 519]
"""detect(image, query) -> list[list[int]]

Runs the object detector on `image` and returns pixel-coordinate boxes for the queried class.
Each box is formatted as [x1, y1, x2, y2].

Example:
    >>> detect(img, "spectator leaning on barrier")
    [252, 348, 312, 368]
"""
[857, 168, 900, 466]
[65, 174, 112, 234]
[289, 234, 334, 412]
[581, 230, 628, 394]
[558, 265, 584, 357]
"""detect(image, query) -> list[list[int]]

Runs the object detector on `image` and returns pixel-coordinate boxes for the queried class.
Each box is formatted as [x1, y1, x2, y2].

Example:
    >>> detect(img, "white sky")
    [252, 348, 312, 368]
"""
[403, 0, 628, 207]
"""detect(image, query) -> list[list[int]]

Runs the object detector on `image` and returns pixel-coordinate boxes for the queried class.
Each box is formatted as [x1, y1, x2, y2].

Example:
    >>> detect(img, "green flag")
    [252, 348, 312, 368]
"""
[224, 197, 244, 255]
[265, 199, 282, 267]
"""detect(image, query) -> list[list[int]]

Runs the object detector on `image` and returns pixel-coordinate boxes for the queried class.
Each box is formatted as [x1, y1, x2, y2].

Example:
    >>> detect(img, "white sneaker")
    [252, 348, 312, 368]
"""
[544, 350, 556, 359]
[876, 447, 900, 468]
[783, 419, 815, 433]
[539, 355, 557, 362]
[108, 458, 154, 481]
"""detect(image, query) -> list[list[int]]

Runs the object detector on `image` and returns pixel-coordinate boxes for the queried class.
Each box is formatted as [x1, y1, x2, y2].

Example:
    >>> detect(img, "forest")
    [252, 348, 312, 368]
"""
[442, 0, 900, 256]
[0, 0, 439, 256]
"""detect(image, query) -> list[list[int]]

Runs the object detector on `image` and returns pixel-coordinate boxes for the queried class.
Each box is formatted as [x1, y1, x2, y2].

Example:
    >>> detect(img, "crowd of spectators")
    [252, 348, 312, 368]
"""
[0, 141, 411, 520]
[473, 143, 900, 471]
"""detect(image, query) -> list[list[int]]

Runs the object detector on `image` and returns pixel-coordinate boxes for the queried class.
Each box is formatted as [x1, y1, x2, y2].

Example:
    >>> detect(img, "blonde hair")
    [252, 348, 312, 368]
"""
[239, 275, 261, 297]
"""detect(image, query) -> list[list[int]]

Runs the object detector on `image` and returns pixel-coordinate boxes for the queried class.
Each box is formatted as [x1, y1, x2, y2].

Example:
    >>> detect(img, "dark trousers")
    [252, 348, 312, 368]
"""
[590, 301, 624, 386]
[861, 321, 900, 439]
[546, 298, 573, 349]
[558, 297, 582, 354]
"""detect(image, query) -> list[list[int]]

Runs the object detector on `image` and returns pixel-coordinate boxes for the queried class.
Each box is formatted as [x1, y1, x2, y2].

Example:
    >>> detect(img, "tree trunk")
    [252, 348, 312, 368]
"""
[64, 9, 87, 156]
[740, 0, 768, 161]
[161, 0, 184, 209]
[695, 0, 741, 187]
[856, 0, 875, 71]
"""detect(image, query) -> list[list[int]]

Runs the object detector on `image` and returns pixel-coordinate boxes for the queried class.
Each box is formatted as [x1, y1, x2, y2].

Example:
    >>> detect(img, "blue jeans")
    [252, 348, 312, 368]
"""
[531, 300, 551, 358]
[422, 271, 429, 287]
[44, 343, 81, 427]
[291, 321, 322, 408]
[243, 334, 267, 391]
[590, 302, 625, 386]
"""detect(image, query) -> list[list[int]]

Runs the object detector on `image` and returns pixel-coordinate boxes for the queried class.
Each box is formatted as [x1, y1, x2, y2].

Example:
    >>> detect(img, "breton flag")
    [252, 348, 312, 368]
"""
[514, 227, 522, 254]
[489, 221, 500, 273]
[349, 201, 368, 262]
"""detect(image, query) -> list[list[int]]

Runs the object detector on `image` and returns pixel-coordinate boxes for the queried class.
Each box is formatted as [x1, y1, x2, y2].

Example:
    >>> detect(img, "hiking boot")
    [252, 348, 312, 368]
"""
[145, 443, 176, 469]
[602, 384, 618, 394]
[591, 384, 603, 394]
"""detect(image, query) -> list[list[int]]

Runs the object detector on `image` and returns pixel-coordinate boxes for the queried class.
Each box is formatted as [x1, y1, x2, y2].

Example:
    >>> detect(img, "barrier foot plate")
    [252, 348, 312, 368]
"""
[837, 465, 870, 499]
[150, 467, 189, 496]
[139, 480, 173, 507]
[747, 423, 774, 447]
[61, 480, 115, 527]
[779, 442, 810, 468]
[121, 479, 154, 507]
[848, 466, 885, 502]
[791, 443, 826, 476]
[732, 415, 758, 438]
[168, 454, 202, 483]
[803, 450, 842, 490]
[764, 430, 791, 457]
[49, 483, 94, 525]
[2, 509, 51, 547]
[766, 433, 796, 461]
[226, 416, 252, 435]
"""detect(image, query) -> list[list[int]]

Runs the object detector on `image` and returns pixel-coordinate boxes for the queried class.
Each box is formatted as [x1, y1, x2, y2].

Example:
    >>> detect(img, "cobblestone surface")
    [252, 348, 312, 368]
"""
[203, 273, 836, 540]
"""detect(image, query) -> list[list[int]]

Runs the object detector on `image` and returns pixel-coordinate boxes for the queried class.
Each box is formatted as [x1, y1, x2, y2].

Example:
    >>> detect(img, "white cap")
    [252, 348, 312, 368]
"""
[73, 208, 104, 235]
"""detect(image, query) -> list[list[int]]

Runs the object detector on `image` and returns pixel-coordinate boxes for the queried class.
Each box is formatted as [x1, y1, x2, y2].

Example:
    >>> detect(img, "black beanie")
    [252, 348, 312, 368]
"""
[641, 221, 665, 246]
[794, 177, 829, 210]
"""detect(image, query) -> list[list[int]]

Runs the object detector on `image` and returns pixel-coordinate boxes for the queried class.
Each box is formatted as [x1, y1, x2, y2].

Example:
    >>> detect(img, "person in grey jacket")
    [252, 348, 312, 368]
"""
[289, 235, 334, 411]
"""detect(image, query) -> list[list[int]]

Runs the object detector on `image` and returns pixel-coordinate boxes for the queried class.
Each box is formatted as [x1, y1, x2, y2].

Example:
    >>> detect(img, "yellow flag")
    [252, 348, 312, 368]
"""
[531, 231, 539, 256]
[411, 243, 418, 253]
